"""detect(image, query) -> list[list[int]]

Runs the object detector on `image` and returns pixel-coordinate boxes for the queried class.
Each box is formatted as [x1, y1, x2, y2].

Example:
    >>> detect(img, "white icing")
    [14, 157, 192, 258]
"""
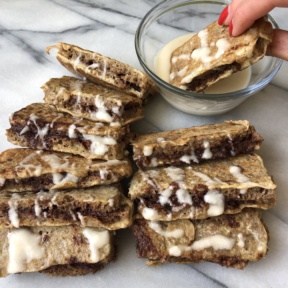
[215, 38, 230, 58]
[168, 234, 235, 256]
[176, 189, 192, 205]
[156, 137, 166, 143]
[204, 190, 224, 216]
[99, 168, 108, 180]
[52, 172, 78, 185]
[83, 228, 110, 262]
[77, 212, 86, 227]
[20, 126, 30, 135]
[93, 95, 114, 122]
[180, 150, 198, 164]
[148, 221, 184, 238]
[159, 188, 172, 205]
[68, 124, 77, 138]
[41, 154, 70, 170]
[108, 199, 114, 207]
[17, 151, 43, 177]
[192, 170, 225, 189]
[73, 54, 81, 70]
[202, 140, 212, 159]
[143, 145, 153, 156]
[229, 166, 250, 183]
[82, 134, 116, 155]
[142, 207, 160, 220]
[8, 194, 20, 228]
[237, 233, 245, 248]
[29, 113, 49, 140]
[7, 229, 45, 273]
[0, 177, 5, 186]
[191, 234, 235, 250]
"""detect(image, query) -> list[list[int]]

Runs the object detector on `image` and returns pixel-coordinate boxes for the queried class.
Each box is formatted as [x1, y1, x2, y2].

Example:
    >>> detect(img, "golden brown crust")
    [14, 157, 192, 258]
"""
[46, 43, 153, 99]
[132, 120, 263, 169]
[170, 17, 273, 92]
[132, 210, 268, 269]
[129, 154, 276, 220]
[0, 148, 132, 192]
[0, 186, 134, 230]
[0, 226, 116, 277]
[42, 76, 144, 125]
[7, 103, 130, 160]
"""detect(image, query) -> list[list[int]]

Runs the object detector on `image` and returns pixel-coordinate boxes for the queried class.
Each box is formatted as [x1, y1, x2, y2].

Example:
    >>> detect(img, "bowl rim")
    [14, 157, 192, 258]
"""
[135, 0, 283, 100]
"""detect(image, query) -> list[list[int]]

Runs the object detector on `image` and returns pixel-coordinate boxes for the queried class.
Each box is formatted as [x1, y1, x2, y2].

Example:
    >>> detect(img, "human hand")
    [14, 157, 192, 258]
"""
[218, 0, 288, 60]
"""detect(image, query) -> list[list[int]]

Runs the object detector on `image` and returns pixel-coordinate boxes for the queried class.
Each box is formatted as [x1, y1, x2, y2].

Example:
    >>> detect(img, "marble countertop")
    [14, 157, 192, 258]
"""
[0, 1, 287, 287]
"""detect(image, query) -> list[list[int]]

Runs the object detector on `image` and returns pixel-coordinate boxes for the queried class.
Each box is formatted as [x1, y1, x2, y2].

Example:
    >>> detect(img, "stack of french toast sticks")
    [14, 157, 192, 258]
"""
[0, 43, 153, 277]
[0, 42, 276, 278]
[129, 120, 276, 269]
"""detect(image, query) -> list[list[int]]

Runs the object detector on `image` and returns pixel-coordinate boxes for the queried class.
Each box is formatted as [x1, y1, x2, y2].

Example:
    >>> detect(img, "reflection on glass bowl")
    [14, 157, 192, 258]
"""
[135, 0, 283, 115]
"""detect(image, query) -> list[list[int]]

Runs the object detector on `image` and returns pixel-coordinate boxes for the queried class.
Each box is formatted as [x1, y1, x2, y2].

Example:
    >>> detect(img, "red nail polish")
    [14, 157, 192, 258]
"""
[218, 6, 229, 25]
[229, 21, 233, 36]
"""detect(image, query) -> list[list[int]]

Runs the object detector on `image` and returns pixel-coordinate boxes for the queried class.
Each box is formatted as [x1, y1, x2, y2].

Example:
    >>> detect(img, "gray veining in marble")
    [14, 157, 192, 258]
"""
[0, 1, 287, 287]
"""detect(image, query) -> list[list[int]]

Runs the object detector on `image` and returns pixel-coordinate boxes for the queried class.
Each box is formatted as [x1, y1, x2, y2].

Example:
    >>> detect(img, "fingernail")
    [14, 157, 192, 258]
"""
[229, 21, 234, 36]
[218, 6, 229, 25]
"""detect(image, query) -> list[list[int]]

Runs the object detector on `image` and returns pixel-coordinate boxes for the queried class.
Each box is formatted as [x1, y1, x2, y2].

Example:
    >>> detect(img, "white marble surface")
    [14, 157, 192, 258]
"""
[0, 0, 287, 287]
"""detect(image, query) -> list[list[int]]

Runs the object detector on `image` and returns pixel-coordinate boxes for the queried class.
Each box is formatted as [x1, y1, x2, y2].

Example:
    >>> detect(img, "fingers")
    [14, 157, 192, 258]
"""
[267, 29, 288, 60]
[219, 0, 288, 36]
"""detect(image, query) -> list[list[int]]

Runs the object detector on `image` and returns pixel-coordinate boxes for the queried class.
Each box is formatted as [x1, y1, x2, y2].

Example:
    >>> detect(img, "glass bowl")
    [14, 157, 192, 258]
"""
[135, 0, 282, 115]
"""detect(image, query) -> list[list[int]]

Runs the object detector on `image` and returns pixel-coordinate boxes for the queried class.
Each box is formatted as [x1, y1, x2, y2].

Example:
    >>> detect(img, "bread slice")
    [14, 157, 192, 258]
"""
[170, 17, 272, 92]
[0, 226, 116, 277]
[132, 209, 268, 269]
[129, 154, 276, 221]
[0, 184, 133, 230]
[132, 120, 263, 169]
[42, 76, 144, 126]
[46, 42, 153, 99]
[7, 103, 130, 160]
[0, 148, 132, 193]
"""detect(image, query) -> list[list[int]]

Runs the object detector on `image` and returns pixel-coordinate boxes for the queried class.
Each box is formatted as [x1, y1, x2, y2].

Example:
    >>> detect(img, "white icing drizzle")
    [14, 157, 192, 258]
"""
[70, 210, 77, 221]
[168, 234, 235, 256]
[159, 188, 172, 205]
[93, 95, 114, 122]
[99, 168, 108, 180]
[20, 126, 30, 135]
[192, 170, 225, 189]
[229, 166, 250, 183]
[180, 150, 198, 164]
[73, 54, 81, 70]
[77, 212, 86, 227]
[8, 194, 20, 228]
[202, 140, 212, 159]
[157, 137, 166, 143]
[142, 207, 161, 220]
[237, 233, 245, 248]
[165, 167, 192, 205]
[52, 172, 78, 185]
[16, 151, 43, 177]
[82, 134, 117, 155]
[7, 229, 45, 274]
[108, 199, 114, 207]
[148, 221, 184, 238]
[54, 87, 66, 105]
[204, 190, 224, 216]
[29, 113, 49, 140]
[191, 234, 235, 250]
[68, 124, 77, 138]
[143, 145, 153, 156]
[0, 177, 5, 186]
[215, 38, 230, 58]
[227, 133, 236, 156]
[83, 228, 110, 262]
[41, 154, 70, 170]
